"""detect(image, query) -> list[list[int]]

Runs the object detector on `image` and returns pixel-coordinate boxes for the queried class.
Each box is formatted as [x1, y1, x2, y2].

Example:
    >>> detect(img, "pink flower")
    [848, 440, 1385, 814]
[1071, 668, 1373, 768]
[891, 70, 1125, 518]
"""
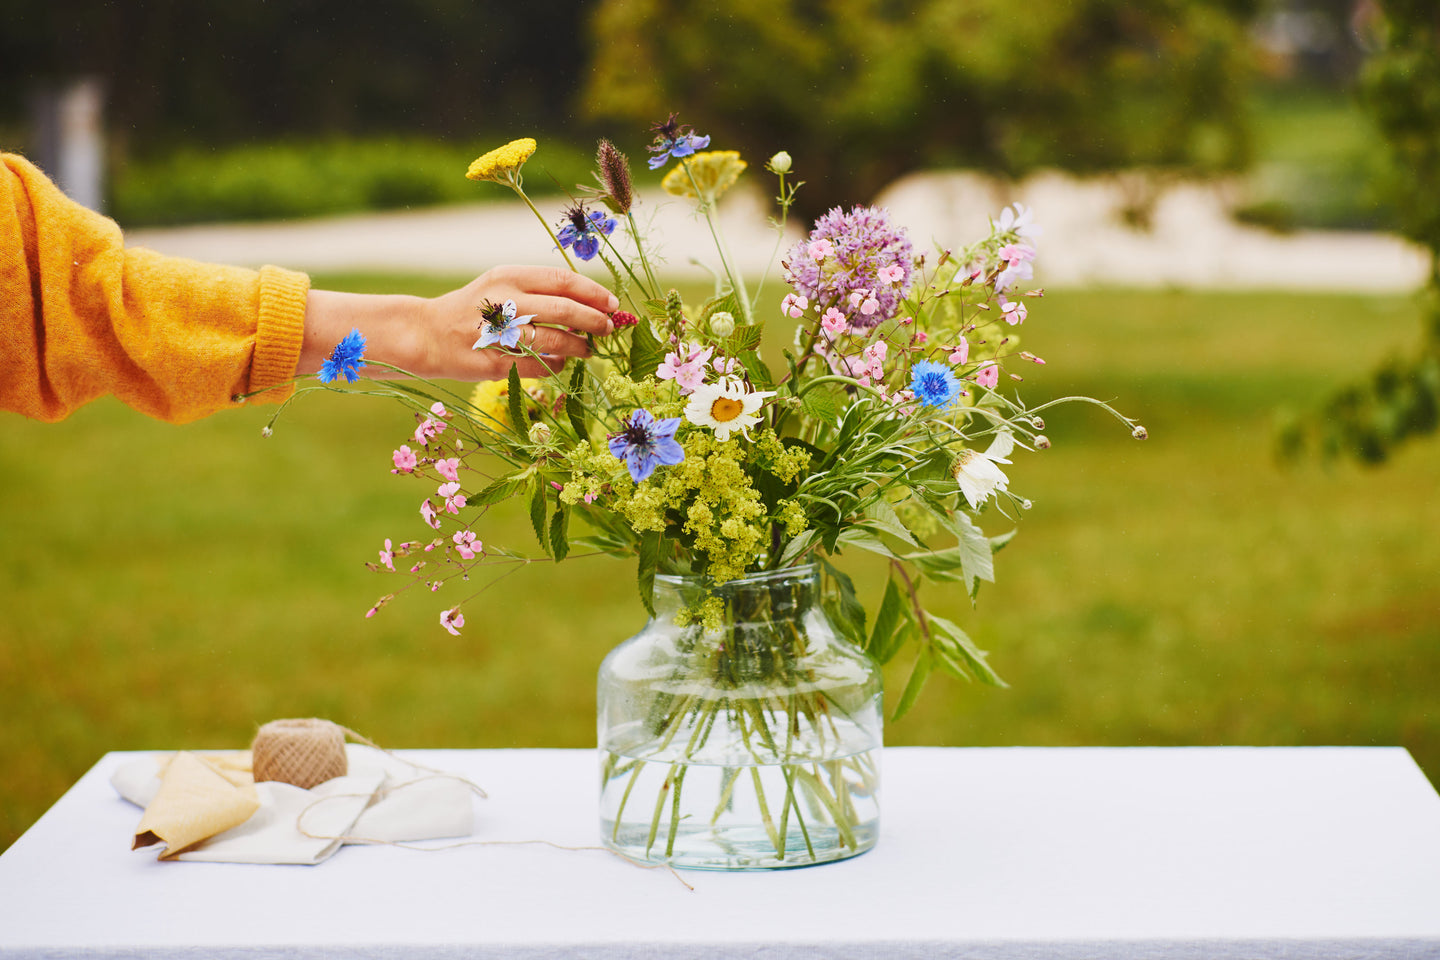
[657, 342, 715, 395]
[414, 418, 446, 445]
[862, 341, 888, 379]
[420, 499, 440, 530]
[392, 445, 418, 473]
[975, 362, 1000, 389]
[999, 296, 1028, 325]
[430, 401, 449, 418]
[949, 339, 971, 365]
[914, 331, 928, 345]
[712, 356, 740, 375]
[878, 263, 906, 284]
[435, 457, 461, 483]
[378, 538, 395, 572]
[848, 288, 879, 316]
[438, 481, 467, 514]
[808, 239, 834, 261]
[820, 307, 848, 341]
[440, 607, 465, 636]
[452, 530, 481, 560]
[781, 293, 809, 319]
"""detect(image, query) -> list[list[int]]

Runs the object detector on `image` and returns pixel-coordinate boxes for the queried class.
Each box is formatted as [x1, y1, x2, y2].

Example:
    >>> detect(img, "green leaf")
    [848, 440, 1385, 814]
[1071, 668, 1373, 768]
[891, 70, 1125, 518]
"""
[548, 505, 570, 562]
[566, 362, 588, 441]
[528, 475, 549, 554]
[507, 363, 525, 436]
[800, 387, 840, 425]
[863, 498, 919, 547]
[819, 559, 866, 647]
[836, 527, 898, 559]
[929, 614, 1006, 687]
[725, 322, 764, 355]
[892, 647, 933, 721]
[629, 314, 666, 381]
[739, 351, 775, 391]
[472, 477, 519, 507]
[867, 577, 908, 663]
[636, 531, 662, 617]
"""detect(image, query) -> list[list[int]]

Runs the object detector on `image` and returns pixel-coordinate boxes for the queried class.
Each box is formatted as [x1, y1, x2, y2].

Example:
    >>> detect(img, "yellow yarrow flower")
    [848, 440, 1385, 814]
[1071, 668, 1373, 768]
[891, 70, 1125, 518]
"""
[466, 138, 537, 184]
[662, 150, 746, 204]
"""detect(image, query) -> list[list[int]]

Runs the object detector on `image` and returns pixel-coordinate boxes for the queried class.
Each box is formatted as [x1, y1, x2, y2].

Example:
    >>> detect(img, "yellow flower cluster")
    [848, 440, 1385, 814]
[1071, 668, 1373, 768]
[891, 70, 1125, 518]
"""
[466, 138, 537, 183]
[661, 151, 746, 204]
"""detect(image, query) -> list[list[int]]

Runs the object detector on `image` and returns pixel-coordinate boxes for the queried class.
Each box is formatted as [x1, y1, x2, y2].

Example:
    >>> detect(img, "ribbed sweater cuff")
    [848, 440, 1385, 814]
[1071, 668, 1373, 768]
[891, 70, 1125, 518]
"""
[250, 265, 310, 395]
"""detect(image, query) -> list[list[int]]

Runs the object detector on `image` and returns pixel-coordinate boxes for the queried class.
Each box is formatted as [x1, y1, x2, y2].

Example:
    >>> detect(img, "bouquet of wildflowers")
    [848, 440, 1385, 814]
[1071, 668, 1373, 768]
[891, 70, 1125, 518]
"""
[332, 117, 1144, 721]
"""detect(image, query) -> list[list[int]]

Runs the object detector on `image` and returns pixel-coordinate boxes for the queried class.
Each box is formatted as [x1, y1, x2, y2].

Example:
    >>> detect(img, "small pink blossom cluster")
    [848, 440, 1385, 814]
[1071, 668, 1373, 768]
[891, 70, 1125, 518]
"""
[371, 400, 489, 634]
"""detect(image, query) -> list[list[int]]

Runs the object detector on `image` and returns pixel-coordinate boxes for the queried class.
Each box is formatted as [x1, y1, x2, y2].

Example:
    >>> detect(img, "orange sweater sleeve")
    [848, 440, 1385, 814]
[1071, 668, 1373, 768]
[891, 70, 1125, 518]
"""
[0, 153, 310, 424]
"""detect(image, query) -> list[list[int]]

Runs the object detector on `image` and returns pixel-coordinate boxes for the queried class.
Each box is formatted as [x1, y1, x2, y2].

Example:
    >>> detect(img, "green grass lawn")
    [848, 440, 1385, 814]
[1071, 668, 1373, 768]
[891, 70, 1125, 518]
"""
[3, 284, 1437, 852]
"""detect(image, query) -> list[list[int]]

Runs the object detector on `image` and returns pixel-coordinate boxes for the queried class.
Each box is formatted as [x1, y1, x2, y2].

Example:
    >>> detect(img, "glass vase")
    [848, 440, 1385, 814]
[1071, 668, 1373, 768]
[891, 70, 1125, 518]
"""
[597, 565, 883, 870]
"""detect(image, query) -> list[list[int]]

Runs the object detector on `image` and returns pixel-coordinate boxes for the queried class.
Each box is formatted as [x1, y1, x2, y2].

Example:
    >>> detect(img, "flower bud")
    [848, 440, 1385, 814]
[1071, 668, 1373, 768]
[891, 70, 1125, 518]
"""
[1034, 435, 1051, 450]
[1030, 416, 1045, 430]
[1132, 424, 1149, 440]
[1020, 499, 1033, 510]
[709, 311, 736, 338]
[767, 151, 792, 174]
[529, 422, 552, 444]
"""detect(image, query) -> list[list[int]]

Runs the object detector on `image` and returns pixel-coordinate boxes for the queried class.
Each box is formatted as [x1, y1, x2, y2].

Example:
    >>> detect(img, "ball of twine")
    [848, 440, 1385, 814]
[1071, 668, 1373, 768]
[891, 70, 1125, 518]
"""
[251, 718, 348, 789]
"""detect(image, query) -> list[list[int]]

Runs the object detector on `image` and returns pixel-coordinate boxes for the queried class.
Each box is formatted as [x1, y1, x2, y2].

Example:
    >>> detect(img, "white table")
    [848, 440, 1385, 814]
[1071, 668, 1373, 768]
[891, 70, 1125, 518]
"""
[2, 747, 1438, 959]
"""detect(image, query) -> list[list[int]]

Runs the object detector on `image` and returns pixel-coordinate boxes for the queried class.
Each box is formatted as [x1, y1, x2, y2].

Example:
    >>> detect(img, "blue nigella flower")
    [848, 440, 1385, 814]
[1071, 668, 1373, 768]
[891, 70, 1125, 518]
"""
[318, 328, 367, 383]
[472, 299, 537, 350]
[646, 112, 711, 169]
[608, 408, 685, 483]
[556, 204, 617, 262]
[909, 360, 963, 408]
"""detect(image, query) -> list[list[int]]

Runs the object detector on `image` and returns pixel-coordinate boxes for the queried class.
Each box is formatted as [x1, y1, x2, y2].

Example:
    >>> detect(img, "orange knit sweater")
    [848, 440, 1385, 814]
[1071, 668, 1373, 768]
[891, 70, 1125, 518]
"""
[0, 153, 310, 423]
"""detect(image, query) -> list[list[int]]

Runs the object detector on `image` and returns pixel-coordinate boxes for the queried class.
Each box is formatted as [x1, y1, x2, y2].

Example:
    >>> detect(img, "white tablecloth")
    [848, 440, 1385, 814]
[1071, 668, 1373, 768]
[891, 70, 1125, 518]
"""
[1, 747, 1438, 959]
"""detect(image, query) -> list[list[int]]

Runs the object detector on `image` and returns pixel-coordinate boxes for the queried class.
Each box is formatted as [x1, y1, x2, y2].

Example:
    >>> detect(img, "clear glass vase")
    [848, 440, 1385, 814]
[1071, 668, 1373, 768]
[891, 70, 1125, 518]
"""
[597, 565, 883, 870]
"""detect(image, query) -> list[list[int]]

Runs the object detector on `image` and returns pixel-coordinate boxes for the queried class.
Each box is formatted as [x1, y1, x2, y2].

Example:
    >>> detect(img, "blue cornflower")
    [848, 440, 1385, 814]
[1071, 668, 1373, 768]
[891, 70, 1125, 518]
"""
[909, 360, 962, 408]
[646, 113, 711, 169]
[556, 203, 617, 262]
[608, 408, 685, 483]
[318, 328, 367, 383]
[472, 299, 537, 350]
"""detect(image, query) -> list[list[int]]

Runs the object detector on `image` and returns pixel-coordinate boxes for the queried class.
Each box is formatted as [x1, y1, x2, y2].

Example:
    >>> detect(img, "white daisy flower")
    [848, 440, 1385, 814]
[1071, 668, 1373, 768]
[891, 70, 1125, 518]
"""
[684, 378, 776, 441]
[953, 429, 1015, 509]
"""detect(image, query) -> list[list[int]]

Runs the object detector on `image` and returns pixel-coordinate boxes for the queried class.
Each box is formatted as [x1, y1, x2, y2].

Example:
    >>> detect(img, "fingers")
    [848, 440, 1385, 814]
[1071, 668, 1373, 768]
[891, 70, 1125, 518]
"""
[484, 264, 619, 314]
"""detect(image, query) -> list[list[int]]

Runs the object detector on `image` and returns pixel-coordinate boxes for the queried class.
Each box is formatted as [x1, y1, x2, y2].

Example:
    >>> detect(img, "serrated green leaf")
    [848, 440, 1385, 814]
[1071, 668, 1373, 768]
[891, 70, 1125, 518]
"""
[507, 364, 525, 436]
[726, 322, 764, 355]
[629, 314, 665, 380]
[548, 505, 570, 562]
[636, 531, 662, 617]
[473, 477, 519, 507]
[944, 511, 995, 595]
[739, 351, 775, 391]
[892, 647, 933, 721]
[800, 388, 840, 425]
[529, 475, 549, 554]
[566, 362, 588, 440]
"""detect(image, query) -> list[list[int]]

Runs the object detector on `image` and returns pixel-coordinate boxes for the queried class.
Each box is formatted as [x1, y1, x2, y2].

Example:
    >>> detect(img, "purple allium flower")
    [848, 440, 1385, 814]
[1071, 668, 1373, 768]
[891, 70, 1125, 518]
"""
[647, 113, 711, 170]
[909, 360, 961, 408]
[608, 408, 685, 482]
[784, 206, 915, 329]
[318, 328, 367, 383]
[556, 202, 617, 261]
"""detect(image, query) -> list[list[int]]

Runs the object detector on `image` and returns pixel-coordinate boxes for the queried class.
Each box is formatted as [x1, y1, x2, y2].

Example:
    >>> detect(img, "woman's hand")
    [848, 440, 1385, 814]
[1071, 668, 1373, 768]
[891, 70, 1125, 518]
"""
[299, 265, 619, 381]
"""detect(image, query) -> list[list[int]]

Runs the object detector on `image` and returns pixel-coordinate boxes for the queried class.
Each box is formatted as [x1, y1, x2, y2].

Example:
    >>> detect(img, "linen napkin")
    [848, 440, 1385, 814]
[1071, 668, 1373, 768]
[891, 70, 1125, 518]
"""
[113, 744, 477, 864]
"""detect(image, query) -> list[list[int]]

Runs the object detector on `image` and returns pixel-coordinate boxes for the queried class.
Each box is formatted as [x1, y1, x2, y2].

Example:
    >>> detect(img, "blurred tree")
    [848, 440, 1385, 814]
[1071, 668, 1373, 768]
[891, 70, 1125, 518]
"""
[583, 0, 1259, 218]
[1279, 0, 1440, 464]
[0, 0, 591, 155]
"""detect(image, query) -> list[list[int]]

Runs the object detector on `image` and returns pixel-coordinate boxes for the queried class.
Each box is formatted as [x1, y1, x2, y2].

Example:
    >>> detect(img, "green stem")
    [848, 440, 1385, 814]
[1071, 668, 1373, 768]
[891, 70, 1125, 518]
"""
[511, 184, 579, 273]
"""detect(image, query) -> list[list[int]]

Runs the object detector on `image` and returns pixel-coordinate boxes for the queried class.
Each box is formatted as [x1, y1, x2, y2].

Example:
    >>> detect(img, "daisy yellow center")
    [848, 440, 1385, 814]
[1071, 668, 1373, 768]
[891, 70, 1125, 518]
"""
[710, 397, 746, 422]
